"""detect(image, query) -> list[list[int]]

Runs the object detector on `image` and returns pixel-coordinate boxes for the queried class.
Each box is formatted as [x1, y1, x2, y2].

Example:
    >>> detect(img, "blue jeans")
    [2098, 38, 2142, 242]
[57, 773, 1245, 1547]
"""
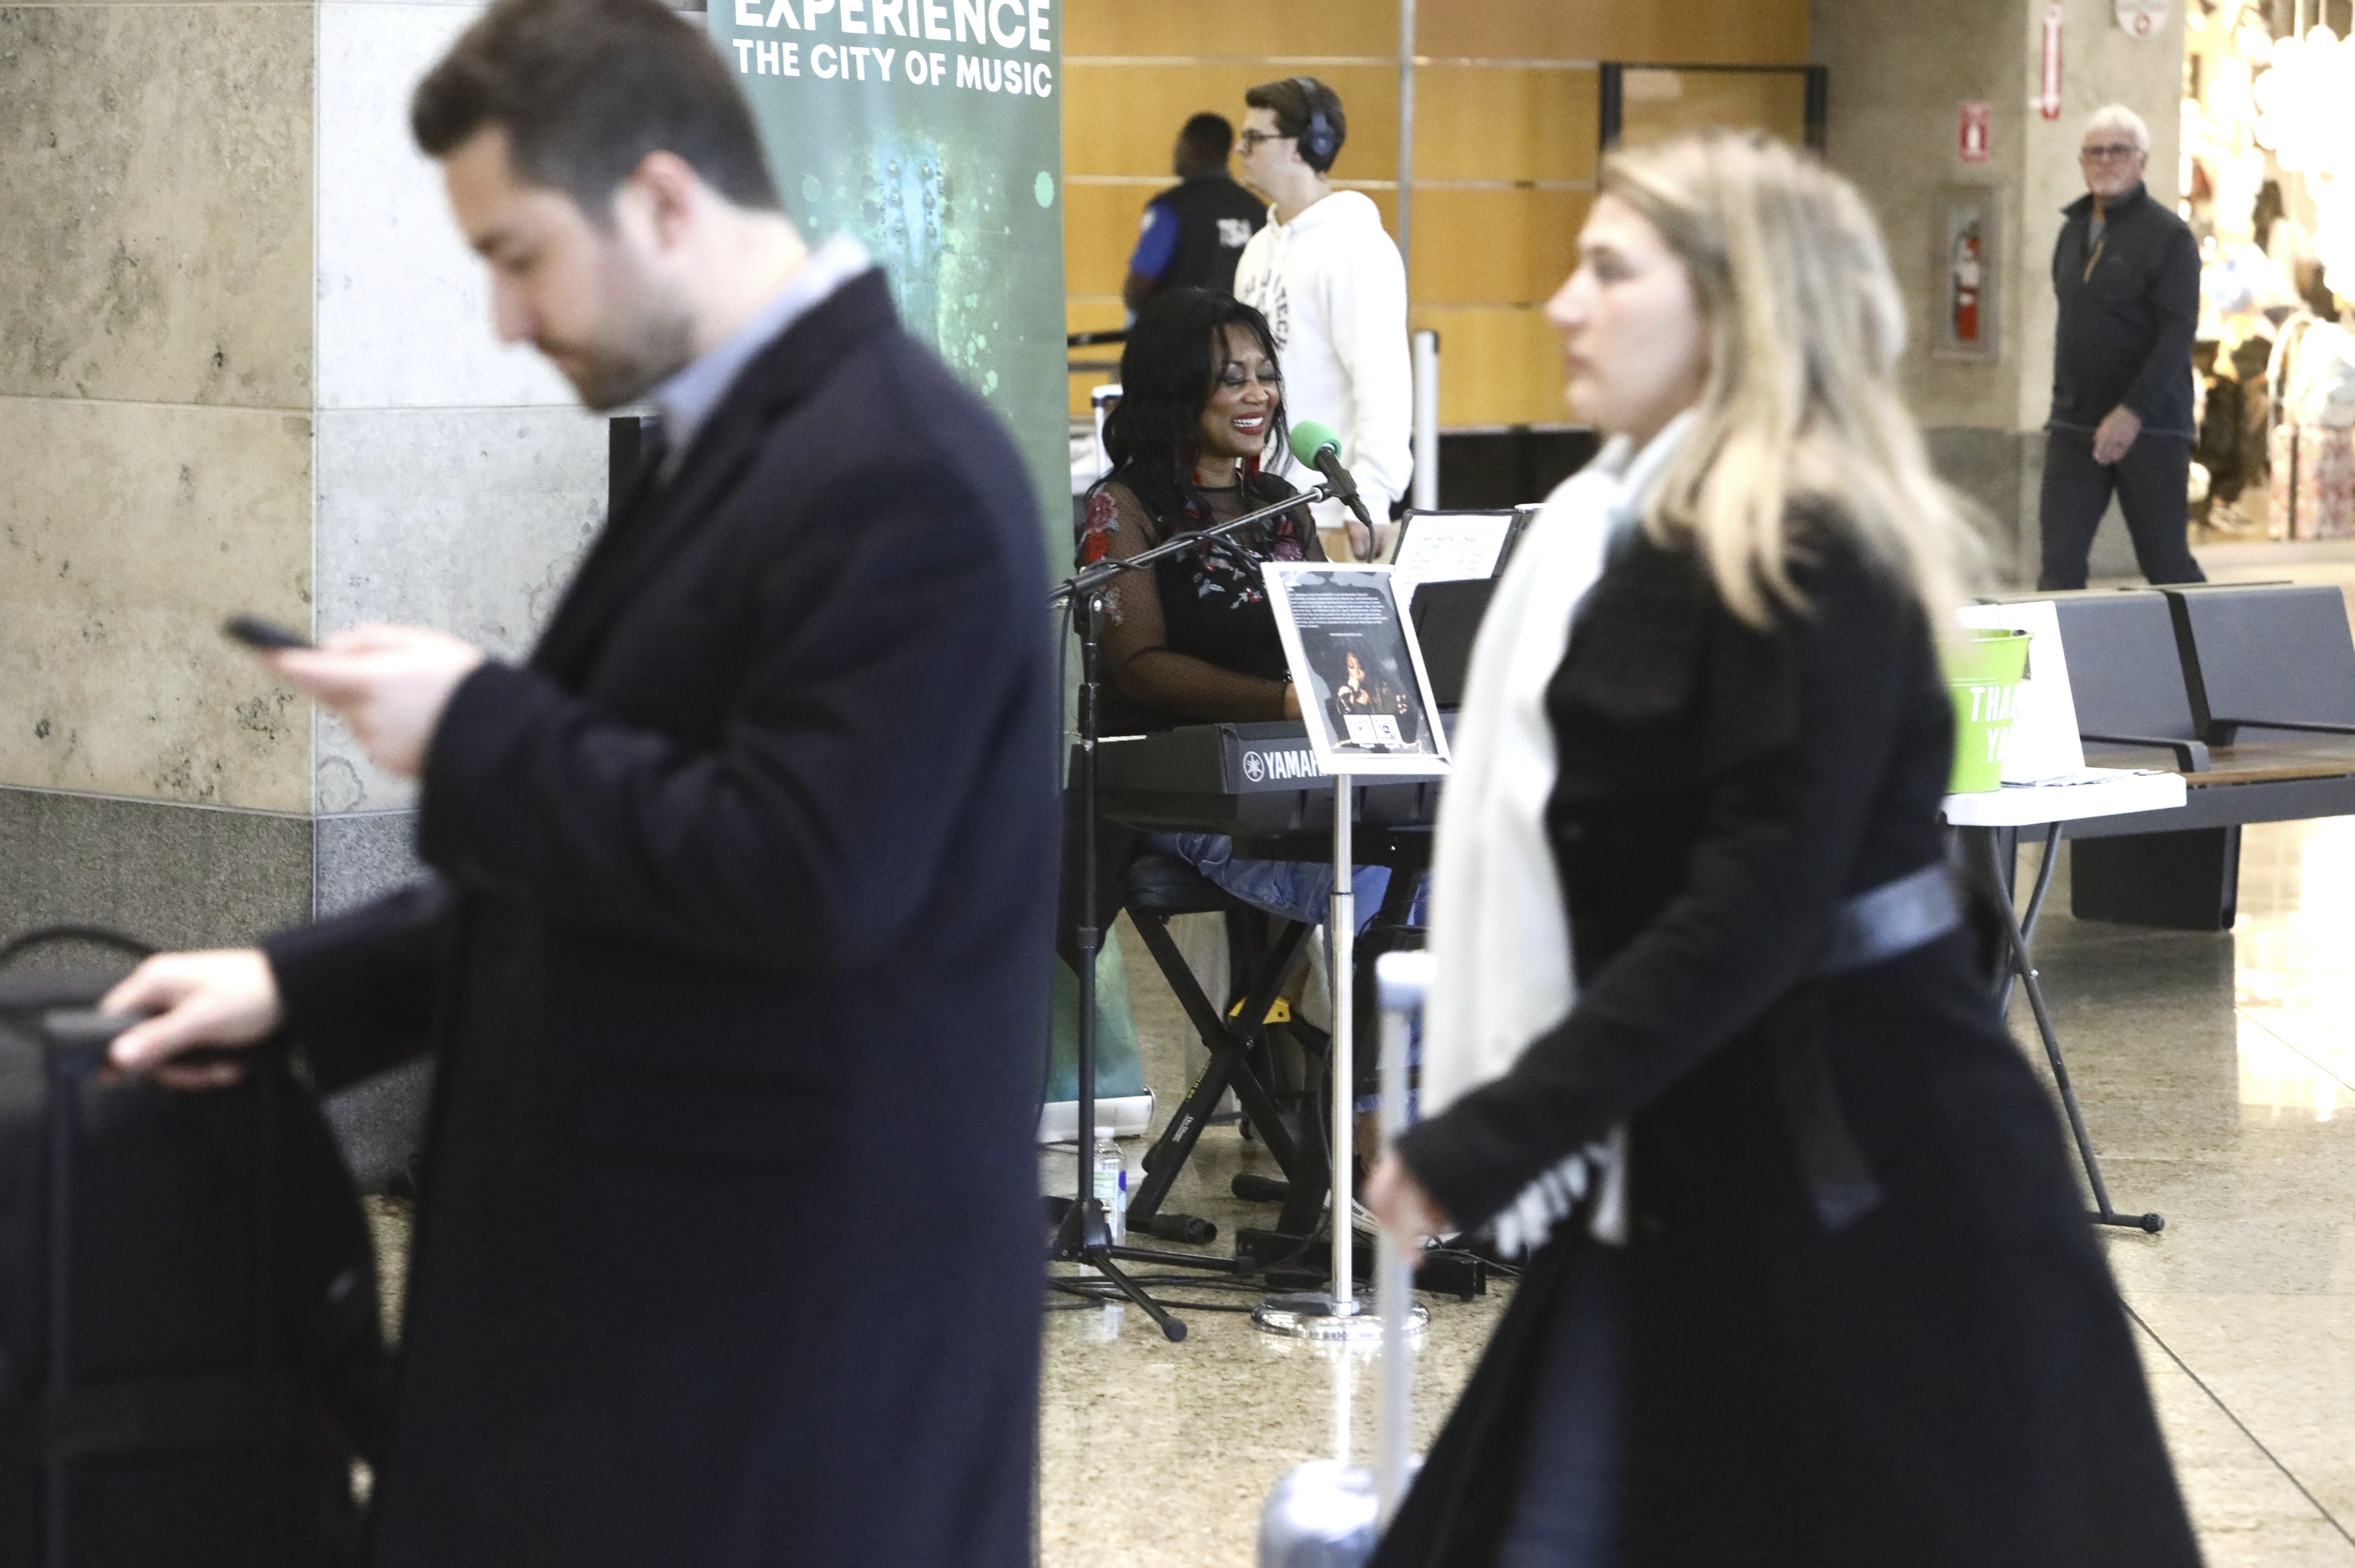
[1142, 832, 1392, 929]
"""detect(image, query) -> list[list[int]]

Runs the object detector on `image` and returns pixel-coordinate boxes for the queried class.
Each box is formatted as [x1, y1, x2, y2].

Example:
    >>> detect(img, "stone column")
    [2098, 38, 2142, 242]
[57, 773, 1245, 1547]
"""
[1, 0, 609, 1182]
[1813, 0, 2186, 585]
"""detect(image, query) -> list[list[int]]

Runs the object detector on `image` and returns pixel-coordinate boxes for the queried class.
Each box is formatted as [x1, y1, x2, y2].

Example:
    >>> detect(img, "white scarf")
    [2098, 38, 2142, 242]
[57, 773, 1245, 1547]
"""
[1419, 414, 1693, 1253]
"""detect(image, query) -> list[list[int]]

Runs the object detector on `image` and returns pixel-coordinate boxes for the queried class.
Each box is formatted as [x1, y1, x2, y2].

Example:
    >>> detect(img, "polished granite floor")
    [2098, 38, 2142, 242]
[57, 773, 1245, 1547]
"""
[1037, 817, 2355, 1567]
[351, 812, 2355, 1563]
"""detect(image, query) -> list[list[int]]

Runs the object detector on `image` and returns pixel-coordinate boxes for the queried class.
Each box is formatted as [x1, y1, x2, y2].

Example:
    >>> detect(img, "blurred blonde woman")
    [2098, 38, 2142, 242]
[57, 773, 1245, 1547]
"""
[1364, 132, 2198, 1568]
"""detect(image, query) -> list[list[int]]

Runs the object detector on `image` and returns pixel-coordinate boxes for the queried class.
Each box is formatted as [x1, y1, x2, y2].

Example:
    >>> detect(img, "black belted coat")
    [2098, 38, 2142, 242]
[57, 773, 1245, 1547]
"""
[262, 271, 1059, 1568]
[1379, 523, 2200, 1568]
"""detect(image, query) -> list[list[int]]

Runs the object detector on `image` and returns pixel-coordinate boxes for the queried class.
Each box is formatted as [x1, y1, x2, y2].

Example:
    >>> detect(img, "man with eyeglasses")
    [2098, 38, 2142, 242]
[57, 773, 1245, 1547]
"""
[2038, 102, 2206, 590]
[1232, 75, 1410, 560]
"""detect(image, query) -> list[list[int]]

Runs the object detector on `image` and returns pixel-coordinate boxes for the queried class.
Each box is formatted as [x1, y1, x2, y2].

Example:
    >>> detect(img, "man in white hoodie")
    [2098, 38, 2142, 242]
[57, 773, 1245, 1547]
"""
[1233, 76, 1412, 560]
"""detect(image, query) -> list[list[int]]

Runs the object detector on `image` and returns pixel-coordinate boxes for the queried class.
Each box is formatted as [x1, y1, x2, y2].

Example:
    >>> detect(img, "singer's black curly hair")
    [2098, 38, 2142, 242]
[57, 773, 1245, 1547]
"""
[1098, 288, 1296, 532]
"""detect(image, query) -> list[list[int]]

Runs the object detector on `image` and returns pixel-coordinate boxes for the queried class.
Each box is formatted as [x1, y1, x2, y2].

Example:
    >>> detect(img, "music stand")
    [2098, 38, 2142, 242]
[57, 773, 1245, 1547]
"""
[1251, 567, 1451, 1340]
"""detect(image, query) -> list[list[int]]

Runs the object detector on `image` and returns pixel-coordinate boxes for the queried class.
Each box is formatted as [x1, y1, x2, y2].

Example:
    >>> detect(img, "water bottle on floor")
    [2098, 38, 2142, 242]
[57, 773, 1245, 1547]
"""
[1092, 1130, 1128, 1245]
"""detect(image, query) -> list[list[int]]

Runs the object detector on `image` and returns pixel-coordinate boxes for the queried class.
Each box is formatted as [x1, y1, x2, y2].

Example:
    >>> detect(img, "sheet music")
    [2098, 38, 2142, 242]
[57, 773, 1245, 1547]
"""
[1391, 514, 1513, 601]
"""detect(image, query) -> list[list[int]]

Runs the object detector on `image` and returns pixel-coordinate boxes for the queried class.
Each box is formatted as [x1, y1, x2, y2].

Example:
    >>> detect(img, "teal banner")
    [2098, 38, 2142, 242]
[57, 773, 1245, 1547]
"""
[710, 0, 1069, 538]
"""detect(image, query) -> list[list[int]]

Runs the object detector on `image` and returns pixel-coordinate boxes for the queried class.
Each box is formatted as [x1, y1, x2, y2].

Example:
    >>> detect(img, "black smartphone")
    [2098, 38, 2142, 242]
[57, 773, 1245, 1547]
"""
[222, 614, 314, 652]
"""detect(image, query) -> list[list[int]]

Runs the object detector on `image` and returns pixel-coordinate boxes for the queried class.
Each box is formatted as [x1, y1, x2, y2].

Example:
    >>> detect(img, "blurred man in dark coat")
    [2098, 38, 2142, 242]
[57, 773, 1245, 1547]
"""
[103, 0, 1057, 1562]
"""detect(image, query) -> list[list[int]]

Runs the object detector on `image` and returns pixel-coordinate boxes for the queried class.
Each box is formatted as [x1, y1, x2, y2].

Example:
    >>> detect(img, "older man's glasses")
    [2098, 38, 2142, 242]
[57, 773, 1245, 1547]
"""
[1236, 129, 1293, 153]
[2079, 142, 2142, 162]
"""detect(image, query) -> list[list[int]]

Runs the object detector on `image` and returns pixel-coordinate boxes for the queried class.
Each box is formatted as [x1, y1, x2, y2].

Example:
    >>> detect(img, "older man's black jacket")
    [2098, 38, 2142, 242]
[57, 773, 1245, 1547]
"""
[2049, 181, 2200, 435]
[262, 270, 1058, 1568]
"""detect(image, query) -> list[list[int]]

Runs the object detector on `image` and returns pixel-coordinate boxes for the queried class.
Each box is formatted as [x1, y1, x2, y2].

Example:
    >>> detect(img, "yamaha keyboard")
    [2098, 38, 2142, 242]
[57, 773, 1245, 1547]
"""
[1089, 718, 1451, 839]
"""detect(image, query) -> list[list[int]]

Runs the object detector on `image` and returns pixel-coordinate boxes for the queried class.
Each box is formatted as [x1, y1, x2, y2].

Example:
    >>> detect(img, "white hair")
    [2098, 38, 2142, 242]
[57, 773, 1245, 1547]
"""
[2082, 103, 2151, 153]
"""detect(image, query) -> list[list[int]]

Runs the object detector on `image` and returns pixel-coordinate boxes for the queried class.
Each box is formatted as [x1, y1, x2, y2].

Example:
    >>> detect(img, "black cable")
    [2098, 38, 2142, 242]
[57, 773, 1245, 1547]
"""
[0, 925, 156, 968]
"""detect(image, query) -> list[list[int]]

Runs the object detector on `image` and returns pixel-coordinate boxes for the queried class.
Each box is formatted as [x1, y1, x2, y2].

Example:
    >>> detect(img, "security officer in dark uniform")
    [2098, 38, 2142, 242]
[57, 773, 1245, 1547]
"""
[2038, 103, 2207, 590]
[1121, 114, 1268, 313]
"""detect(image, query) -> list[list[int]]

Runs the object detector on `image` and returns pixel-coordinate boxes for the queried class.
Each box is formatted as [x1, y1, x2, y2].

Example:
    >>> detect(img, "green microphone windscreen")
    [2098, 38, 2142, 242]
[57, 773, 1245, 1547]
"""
[1289, 420, 1342, 467]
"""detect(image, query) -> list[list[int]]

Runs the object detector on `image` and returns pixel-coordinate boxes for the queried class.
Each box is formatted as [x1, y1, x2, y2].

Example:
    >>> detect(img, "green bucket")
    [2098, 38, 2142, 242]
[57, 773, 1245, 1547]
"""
[1945, 628, 2031, 793]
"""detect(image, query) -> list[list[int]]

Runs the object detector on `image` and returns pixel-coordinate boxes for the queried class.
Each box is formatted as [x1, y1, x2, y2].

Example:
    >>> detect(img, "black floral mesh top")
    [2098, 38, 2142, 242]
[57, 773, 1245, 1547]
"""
[1077, 473, 1323, 729]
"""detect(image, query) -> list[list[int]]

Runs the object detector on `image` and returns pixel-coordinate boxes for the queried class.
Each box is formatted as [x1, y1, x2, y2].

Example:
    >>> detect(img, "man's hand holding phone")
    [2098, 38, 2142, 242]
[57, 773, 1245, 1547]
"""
[126, 615, 488, 1092]
[227, 619, 487, 779]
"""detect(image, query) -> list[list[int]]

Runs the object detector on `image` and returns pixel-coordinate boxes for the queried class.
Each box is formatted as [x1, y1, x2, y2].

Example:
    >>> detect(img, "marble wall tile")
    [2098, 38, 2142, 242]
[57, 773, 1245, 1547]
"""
[314, 802, 436, 1193]
[0, 785, 310, 955]
[315, 1, 579, 410]
[0, 5, 311, 406]
[0, 396, 312, 810]
[315, 808, 423, 915]
[311, 404, 606, 811]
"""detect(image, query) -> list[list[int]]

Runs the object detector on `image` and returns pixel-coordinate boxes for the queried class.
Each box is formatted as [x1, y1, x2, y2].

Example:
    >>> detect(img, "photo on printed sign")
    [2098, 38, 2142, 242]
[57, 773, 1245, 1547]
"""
[1262, 564, 1450, 777]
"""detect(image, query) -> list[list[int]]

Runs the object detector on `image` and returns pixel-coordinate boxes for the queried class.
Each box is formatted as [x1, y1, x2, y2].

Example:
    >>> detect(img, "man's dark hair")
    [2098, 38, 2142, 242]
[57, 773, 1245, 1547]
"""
[1244, 77, 1346, 173]
[1178, 113, 1234, 169]
[412, 0, 780, 216]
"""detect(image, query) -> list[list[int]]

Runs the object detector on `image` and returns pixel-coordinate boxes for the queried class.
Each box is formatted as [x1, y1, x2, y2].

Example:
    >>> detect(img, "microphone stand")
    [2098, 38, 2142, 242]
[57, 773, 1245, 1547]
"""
[1046, 484, 1333, 1343]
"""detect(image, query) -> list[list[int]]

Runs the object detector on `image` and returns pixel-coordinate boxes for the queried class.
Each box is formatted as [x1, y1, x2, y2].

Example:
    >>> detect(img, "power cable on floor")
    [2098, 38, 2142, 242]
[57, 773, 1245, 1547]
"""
[2123, 1300, 2355, 1551]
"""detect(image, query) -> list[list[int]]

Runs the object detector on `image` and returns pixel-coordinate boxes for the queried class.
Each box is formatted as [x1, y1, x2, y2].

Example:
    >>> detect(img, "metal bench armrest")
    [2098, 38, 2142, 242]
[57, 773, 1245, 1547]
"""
[2208, 717, 2355, 738]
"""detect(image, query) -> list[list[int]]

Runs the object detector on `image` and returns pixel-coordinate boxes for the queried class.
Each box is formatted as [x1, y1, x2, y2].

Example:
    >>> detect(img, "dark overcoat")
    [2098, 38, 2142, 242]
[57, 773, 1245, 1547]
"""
[262, 272, 1058, 1568]
[1379, 523, 2200, 1568]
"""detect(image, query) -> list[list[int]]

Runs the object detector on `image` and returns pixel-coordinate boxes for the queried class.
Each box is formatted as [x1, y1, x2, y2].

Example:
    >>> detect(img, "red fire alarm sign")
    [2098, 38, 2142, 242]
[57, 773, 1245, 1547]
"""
[1959, 102, 1992, 162]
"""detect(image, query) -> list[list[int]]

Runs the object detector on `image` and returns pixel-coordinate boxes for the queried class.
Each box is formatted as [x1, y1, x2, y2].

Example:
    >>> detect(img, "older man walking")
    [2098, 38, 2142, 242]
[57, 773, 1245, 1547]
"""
[2038, 103, 2206, 590]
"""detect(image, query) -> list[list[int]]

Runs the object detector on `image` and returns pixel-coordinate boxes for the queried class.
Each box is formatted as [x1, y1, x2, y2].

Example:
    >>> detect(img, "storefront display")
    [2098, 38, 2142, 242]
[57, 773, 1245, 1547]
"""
[2180, 0, 2349, 540]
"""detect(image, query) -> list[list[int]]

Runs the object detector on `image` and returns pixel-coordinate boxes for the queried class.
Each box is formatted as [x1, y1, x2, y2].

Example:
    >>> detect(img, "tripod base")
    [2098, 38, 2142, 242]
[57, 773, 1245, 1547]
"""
[1252, 1290, 1424, 1342]
[2094, 1209, 2166, 1233]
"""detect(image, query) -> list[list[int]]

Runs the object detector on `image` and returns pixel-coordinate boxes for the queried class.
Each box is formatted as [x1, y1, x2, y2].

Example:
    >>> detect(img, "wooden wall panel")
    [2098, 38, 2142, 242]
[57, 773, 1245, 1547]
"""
[1059, 0, 1806, 431]
[1065, 0, 1394, 59]
[1412, 67, 1599, 184]
[1064, 63, 1401, 181]
[1410, 189, 1589, 306]
[1064, 181, 1152, 302]
[1616, 69, 1811, 148]
[1418, 0, 1807, 66]
[1410, 307, 1565, 427]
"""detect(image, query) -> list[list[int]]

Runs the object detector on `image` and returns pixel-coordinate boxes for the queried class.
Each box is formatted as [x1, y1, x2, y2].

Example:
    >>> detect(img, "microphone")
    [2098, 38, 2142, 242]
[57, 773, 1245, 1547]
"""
[1289, 420, 1381, 553]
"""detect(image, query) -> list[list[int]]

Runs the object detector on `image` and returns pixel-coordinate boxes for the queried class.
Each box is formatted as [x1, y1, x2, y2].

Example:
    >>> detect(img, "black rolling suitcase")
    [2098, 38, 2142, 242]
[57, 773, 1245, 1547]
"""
[0, 929, 387, 1567]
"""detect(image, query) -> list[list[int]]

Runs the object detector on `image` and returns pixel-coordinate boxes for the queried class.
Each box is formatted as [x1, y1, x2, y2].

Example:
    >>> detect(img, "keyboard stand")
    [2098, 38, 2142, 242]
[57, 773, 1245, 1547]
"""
[1123, 906, 1317, 1238]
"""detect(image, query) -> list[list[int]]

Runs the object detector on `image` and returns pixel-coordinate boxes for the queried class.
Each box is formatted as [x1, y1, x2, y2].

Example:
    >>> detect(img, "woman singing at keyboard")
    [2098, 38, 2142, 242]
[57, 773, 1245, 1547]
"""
[1079, 288, 1387, 925]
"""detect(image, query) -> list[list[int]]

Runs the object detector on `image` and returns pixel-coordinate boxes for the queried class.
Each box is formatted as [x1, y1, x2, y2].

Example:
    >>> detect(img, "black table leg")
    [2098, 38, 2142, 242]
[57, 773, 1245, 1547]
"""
[1971, 825, 2163, 1234]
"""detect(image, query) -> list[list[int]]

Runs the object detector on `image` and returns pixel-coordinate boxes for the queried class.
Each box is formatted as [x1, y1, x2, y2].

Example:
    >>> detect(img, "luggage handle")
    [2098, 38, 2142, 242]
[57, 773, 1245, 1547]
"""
[41, 1010, 137, 1077]
[1371, 950, 1432, 1527]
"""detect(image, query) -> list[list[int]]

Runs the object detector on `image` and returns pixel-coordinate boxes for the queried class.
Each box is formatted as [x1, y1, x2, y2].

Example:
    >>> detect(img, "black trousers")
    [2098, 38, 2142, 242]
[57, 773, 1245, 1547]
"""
[2037, 428, 2206, 591]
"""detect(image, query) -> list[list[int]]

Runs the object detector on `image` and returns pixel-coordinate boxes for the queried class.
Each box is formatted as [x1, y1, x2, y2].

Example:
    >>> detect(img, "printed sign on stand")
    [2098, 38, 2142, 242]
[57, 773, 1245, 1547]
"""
[1262, 565, 1450, 778]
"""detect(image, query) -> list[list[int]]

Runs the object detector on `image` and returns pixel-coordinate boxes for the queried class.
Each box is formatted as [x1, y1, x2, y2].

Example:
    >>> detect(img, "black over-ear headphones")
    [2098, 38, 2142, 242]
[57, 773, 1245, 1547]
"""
[1289, 76, 1339, 167]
